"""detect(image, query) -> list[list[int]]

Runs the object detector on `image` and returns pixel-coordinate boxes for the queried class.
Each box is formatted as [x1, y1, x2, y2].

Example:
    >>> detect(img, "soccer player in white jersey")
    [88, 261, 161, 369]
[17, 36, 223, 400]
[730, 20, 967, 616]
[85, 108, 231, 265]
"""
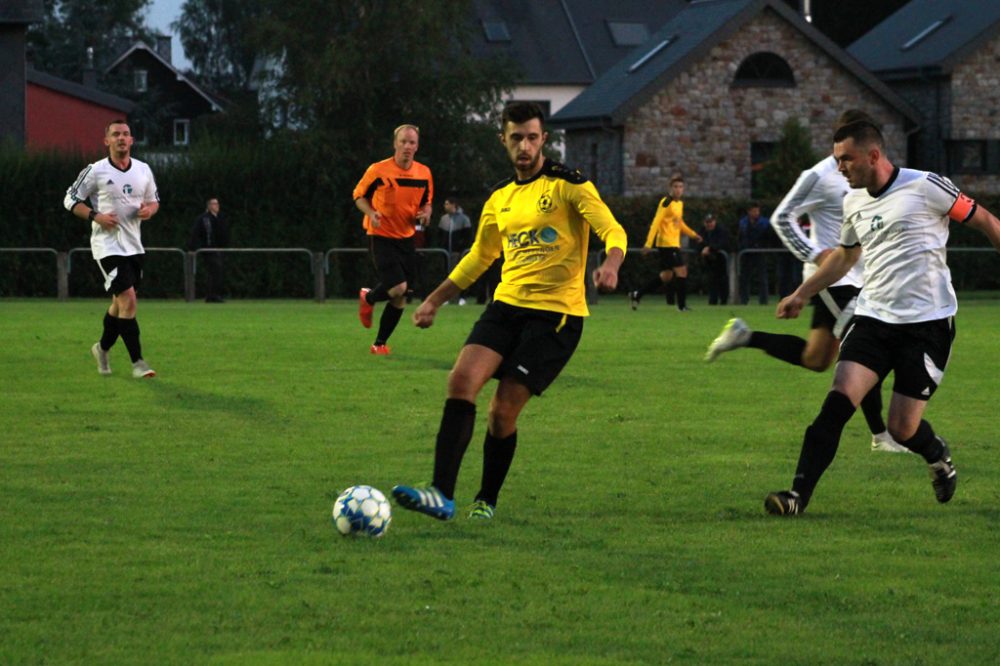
[764, 119, 1000, 516]
[705, 111, 905, 454]
[64, 119, 160, 378]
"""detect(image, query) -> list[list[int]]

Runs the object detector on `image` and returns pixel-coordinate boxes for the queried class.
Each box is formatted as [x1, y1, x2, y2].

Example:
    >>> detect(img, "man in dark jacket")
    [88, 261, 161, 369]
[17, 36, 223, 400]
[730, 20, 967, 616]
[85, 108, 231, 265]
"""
[188, 197, 229, 303]
[699, 213, 730, 305]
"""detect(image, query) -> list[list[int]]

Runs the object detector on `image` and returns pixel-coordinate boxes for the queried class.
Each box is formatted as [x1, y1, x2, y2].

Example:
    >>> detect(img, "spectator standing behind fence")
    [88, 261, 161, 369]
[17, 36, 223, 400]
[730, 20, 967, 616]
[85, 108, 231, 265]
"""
[353, 123, 433, 355]
[188, 197, 229, 303]
[438, 197, 472, 255]
[699, 213, 730, 305]
[738, 202, 771, 305]
[64, 119, 159, 378]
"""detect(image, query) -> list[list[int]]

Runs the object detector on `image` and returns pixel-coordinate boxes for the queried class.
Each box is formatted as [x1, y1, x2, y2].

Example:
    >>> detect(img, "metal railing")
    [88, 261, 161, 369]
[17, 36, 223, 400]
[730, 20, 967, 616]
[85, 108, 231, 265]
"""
[2, 245, 996, 302]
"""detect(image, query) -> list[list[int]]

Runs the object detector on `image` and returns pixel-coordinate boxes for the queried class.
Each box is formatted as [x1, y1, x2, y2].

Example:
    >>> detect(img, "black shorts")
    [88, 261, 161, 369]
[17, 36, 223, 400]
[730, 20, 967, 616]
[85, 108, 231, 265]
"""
[370, 235, 417, 288]
[839, 315, 955, 400]
[97, 254, 144, 295]
[657, 247, 685, 270]
[465, 300, 584, 396]
[810, 285, 860, 332]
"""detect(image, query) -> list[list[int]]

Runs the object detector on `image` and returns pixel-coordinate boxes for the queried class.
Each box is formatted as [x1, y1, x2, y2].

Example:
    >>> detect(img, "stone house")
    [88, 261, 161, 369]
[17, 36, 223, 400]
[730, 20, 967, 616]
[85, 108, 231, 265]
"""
[848, 0, 1000, 194]
[550, 0, 919, 198]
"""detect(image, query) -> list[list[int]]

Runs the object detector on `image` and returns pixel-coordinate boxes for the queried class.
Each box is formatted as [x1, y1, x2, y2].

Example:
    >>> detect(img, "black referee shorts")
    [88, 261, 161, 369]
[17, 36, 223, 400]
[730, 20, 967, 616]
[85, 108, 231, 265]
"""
[370, 235, 417, 288]
[839, 315, 955, 400]
[465, 300, 584, 396]
[97, 254, 144, 295]
[657, 247, 685, 270]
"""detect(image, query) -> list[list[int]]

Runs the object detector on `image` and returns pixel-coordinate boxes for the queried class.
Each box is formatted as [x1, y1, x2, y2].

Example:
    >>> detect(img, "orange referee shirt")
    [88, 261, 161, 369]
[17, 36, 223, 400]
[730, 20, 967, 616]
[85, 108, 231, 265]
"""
[352, 157, 433, 239]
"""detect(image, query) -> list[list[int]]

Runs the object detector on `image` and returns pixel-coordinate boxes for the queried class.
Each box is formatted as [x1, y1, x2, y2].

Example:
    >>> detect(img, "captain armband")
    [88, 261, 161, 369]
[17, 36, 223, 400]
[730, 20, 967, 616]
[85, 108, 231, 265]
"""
[948, 193, 977, 223]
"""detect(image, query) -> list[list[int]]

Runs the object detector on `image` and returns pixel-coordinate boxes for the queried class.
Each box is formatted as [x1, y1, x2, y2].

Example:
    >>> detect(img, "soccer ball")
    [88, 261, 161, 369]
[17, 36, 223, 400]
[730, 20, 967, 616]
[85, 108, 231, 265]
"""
[332, 485, 392, 538]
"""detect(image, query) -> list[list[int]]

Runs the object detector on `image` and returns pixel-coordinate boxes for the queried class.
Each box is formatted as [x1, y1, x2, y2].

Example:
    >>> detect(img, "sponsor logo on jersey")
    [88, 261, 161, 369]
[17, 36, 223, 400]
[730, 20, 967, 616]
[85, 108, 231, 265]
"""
[106, 179, 115, 185]
[536, 193, 556, 214]
[507, 226, 559, 249]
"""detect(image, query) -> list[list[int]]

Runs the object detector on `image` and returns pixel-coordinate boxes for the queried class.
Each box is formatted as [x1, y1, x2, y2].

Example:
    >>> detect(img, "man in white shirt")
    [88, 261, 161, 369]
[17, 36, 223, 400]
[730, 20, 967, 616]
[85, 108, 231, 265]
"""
[765, 119, 1000, 516]
[705, 110, 904, 454]
[64, 119, 160, 378]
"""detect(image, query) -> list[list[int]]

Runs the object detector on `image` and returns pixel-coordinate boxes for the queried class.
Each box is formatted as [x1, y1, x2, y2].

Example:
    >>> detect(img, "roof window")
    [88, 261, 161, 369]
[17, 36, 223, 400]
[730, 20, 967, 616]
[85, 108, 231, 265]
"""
[607, 21, 649, 47]
[482, 20, 511, 43]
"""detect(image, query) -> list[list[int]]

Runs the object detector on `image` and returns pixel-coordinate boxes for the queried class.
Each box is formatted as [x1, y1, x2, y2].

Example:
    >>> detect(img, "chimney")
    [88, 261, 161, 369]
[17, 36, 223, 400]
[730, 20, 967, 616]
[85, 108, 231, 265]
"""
[155, 34, 172, 64]
[82, 46, 97, 87]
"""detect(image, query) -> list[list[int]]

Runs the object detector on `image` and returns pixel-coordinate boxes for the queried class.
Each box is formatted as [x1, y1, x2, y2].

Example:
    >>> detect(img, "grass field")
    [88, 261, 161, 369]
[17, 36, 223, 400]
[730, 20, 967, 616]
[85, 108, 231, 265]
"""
[2, 296, 998, 664]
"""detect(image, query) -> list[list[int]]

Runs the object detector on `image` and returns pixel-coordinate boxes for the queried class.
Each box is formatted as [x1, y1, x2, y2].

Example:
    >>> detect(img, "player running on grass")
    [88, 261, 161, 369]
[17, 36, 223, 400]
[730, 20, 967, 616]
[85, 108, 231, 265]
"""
[706, 111, 905, 453]
[764, 118, 1000, 516]
[391, 102, 627, 521]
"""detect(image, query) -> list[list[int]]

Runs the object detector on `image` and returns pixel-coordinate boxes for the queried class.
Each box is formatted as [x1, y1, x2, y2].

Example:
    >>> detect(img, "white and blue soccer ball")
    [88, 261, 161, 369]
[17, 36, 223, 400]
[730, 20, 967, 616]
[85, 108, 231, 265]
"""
[332, 485, 392, 538]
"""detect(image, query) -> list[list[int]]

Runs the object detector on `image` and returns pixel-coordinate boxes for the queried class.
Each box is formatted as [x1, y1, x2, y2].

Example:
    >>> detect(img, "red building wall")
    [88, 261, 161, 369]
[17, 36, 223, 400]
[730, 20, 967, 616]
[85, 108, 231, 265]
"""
[26, 84, 127, 154]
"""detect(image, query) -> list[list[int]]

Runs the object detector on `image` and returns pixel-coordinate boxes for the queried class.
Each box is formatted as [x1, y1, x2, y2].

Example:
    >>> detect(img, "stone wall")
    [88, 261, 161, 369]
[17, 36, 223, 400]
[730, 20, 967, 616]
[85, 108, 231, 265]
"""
[564, 127, 623, 194]
[948, 30, 1000, 193]
[622, 8, 908, 198]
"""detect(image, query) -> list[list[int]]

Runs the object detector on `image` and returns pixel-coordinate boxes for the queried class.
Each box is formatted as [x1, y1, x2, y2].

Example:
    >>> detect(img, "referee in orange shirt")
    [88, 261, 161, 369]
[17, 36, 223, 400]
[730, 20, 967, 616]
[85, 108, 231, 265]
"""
[352, 124, 433, 354]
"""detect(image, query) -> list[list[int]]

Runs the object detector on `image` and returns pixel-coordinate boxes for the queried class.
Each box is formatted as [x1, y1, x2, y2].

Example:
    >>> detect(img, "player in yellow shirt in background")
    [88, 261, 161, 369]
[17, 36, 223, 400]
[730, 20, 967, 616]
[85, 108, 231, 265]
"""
[391, 102, 627, 521]
[630, 175, 702, 312]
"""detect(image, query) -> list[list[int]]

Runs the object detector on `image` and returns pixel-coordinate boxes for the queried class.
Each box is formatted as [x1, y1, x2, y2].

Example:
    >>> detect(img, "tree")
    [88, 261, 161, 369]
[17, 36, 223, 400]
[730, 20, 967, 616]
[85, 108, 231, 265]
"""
[26, 0, 152, 81]
[755, 118, 819, 201]
[253, 0, 516, 197]
[172, 0, 264, 93]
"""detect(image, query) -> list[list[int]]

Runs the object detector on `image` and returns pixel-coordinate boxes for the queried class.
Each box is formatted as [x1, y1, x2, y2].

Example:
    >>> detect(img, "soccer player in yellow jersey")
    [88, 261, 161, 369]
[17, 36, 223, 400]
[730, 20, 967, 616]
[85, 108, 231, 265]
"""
[391, 102, 627, 521]
[629, 176, 702, 311]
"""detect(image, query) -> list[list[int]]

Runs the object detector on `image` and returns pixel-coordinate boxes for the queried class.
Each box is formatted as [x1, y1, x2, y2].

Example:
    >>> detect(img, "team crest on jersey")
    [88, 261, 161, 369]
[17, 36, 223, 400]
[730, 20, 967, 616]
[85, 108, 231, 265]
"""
[536, 193, 556, 214]
[870, 215, 884, 232]
[122, 184, 133, 195]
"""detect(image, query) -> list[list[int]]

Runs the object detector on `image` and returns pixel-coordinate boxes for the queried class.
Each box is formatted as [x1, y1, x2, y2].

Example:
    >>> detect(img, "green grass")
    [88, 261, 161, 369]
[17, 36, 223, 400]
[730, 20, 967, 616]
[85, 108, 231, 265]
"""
[2, 296, 999, 664]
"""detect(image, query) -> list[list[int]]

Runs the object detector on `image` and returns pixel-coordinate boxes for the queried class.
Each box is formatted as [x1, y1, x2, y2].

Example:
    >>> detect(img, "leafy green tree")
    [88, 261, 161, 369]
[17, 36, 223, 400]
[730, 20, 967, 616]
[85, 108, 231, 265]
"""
[253, 0, 516, 199]
[755, 118, 820, 201]
[172, 0, 264, 93]
[26, 0, 152, 81]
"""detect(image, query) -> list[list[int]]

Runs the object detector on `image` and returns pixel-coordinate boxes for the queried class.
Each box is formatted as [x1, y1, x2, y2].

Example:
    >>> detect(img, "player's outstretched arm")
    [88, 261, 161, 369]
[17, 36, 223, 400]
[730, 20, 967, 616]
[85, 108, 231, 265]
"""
[413, 278, 462, 329]
[966, 204, 1000, 252]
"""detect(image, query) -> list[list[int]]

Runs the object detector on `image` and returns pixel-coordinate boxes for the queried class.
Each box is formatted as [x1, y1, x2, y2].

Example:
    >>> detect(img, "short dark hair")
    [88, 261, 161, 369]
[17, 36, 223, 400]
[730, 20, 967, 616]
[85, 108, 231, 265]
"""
[833, 120, 884, 148]
[835, 109, 878, 131]
[501, 102, 545, 131]
[105, 119, 129, 134]
[748, 201, 761, 210]
[206, 197, 219, 207]
[444, 196, 460, 205]
[670, 175, 684, 186]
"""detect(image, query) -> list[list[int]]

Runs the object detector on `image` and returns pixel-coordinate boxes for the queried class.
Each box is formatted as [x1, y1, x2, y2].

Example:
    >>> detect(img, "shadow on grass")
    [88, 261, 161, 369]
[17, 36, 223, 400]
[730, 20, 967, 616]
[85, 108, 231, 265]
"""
[141, 380, 276, 419]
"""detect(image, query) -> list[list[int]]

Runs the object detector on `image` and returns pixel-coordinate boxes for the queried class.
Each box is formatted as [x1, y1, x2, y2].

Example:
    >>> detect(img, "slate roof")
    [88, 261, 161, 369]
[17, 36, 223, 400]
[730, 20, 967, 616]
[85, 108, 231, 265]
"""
[551, 0, 919, 128]
[105, 42, 224, 112]
[848, 0, 1000, 77]
[468, 0, 687, 84]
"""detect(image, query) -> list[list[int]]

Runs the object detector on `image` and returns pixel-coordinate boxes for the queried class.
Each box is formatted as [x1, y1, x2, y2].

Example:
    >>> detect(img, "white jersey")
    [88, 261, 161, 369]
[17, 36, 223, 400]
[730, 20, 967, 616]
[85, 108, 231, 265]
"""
[840, 167, 972, 324]
[63, 157, 159, 260]
[772, 155, 863, 288]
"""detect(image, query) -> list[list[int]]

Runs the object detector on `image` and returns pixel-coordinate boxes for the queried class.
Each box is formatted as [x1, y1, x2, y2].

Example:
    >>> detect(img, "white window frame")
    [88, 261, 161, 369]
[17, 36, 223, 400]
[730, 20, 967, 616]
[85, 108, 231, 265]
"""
[134, 69, 148, 93]
[173, 118, 190, 146]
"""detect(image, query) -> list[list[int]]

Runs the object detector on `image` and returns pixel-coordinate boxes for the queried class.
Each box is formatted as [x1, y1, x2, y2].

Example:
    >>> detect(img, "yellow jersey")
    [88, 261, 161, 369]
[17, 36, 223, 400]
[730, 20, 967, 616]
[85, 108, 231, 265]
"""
[643, 197, 698, 248]
[449, 161, 626, 317]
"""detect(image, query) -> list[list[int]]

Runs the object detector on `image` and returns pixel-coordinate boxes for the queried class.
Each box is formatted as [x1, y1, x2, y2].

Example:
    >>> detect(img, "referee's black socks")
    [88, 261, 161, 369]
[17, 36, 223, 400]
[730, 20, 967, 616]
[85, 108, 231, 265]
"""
[374, 303, 404, 346]
[432, 398, 476, 500]
[791, 390, 855, 507]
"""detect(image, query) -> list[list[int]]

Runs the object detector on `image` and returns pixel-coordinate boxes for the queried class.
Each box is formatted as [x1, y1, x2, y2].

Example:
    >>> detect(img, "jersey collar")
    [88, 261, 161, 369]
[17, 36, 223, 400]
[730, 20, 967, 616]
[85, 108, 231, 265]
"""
[870, 166, 899, 198]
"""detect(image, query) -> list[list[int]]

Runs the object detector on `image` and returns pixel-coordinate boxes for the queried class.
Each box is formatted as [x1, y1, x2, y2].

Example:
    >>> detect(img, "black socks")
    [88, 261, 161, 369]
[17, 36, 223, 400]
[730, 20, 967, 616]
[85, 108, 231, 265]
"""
[432, 399, 477, 499]
[747, 332, 807, 367]
[675, 277, 687, 309]
[374, 303, 404, 346]
[117, 317, 143, 363]
[791, 391, 856, 507]
[476, 431, 518, 507]
[900, 420, 945, 463]
[859, 381, 887, 435]
[100, 312, 120, 351]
